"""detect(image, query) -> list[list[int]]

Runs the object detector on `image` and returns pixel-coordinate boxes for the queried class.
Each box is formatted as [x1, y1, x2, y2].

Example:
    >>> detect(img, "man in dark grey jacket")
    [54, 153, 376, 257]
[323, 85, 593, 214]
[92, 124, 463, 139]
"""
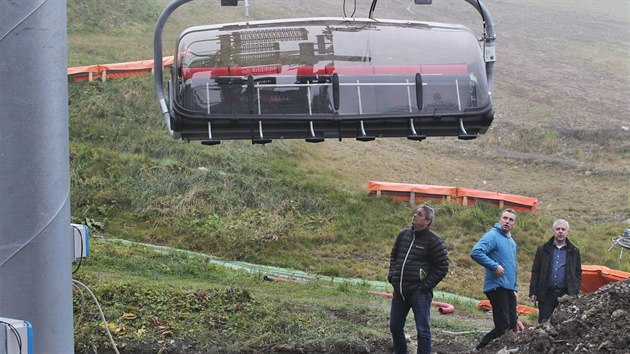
[388, 205, 449, 354]
[529, 218, 582, 323]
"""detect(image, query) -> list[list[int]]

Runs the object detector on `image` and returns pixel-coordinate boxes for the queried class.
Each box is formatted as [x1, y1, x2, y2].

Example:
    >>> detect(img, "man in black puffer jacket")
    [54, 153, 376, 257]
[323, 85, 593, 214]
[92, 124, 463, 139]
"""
[388, 205, 449, 354]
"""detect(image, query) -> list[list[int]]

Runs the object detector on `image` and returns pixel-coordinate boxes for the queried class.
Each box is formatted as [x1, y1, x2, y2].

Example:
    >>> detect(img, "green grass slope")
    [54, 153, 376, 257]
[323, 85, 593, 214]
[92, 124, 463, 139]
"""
[74, 239, 492, 353]
[67, 0, 629, 352]
[69, 77, 628, 352]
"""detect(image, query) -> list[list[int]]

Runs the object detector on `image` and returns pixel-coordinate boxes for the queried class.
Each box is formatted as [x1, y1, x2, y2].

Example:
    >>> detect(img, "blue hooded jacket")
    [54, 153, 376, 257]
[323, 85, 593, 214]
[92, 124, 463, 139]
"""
[470, 223, 518, 293]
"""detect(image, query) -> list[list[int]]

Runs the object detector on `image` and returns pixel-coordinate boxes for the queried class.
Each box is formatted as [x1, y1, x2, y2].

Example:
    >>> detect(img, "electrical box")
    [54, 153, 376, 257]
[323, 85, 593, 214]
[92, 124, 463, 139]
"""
[71, 223, 90, 262]
[0, 317, 33, 354]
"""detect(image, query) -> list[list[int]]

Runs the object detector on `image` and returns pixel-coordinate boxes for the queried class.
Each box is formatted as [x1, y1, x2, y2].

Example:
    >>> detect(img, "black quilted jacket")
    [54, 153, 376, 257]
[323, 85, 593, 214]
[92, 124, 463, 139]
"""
[388, 227, 449, 299]
[529, 237, 582, 297]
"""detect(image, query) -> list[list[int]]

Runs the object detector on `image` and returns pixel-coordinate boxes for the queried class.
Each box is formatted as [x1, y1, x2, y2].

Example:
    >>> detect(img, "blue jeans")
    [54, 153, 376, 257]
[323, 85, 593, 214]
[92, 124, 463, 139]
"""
[390, 289, 433, 354]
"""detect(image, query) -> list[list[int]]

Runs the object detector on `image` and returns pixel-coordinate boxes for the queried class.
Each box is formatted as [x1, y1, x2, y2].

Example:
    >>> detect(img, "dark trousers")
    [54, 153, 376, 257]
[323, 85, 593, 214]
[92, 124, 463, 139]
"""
[390, 289, 433, 354]
[538, 288, 567, 323]
[476, 287, 517, 350]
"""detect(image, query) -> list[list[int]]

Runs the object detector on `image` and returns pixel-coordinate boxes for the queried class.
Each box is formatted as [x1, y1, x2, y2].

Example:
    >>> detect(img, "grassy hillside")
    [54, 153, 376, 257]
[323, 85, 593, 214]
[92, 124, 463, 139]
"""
[74, 239, 492, 353]
[67, 0, 629, 352]
[68, 75, 630, 285]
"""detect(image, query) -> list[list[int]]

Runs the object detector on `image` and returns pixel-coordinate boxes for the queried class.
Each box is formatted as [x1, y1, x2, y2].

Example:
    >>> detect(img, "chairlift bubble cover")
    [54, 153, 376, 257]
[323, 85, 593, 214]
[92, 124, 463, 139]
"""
[170, 17, 494, 141]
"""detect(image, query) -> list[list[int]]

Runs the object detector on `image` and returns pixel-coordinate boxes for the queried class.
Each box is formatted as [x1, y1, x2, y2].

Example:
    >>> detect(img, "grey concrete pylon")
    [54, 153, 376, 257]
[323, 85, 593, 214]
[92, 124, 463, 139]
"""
[0, 0, 74, 352]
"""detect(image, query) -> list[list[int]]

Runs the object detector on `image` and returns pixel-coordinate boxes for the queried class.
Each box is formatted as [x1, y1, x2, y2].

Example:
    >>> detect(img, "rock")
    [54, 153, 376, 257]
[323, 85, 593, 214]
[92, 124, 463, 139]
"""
[611, 309, 626, 319]
[496, 346, 519, 353]
[598, 340, 611, 350]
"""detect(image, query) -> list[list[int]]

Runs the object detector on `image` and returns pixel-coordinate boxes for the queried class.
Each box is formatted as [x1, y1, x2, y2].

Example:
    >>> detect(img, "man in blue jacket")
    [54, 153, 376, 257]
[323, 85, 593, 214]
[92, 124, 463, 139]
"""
[388, 205, 449, 354]
[470, 208, 519, 350]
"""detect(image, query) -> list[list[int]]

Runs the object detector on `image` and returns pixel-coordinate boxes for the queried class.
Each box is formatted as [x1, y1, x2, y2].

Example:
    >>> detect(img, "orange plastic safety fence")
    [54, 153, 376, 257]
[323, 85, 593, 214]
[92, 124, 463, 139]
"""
[67, 56, 174, 82]
[367, 181, 537, 213]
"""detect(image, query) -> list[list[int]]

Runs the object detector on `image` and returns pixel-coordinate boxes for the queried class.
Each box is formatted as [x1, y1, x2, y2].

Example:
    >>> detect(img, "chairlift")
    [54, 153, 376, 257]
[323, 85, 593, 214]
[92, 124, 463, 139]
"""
[154, 0, 496, 145]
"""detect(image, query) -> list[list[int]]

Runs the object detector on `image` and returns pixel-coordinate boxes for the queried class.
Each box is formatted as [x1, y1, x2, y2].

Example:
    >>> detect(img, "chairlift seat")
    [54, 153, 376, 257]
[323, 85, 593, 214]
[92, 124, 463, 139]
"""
[167, 17, 494, 142]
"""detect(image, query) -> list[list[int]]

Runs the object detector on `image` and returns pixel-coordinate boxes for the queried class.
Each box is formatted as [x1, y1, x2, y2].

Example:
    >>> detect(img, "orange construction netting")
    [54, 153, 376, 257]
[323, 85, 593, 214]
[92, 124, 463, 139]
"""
[68, 56, 174, 82]
[367, 181, 537, 213]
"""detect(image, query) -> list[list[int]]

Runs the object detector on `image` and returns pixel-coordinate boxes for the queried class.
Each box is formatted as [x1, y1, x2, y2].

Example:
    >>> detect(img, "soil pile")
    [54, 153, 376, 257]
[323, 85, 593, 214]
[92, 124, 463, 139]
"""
[477, 279, 630, 353]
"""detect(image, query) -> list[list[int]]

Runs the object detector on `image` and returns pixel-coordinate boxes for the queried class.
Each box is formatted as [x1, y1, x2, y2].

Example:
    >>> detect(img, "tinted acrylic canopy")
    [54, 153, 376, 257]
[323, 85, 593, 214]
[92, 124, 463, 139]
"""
[155, 2, 496, 144]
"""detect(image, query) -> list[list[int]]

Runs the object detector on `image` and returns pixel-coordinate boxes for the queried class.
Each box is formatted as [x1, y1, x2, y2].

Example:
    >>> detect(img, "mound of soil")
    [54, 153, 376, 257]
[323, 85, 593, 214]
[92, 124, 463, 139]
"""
[476, 279, 630, 353]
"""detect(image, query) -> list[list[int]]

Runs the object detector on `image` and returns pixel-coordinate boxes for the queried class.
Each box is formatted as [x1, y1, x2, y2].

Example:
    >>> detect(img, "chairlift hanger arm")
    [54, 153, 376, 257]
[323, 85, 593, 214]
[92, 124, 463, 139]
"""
[463, 0, 496, 91]
[154, 0, 196, 139]
[411, 0, 496, 92]
[154, 0, 248, 138]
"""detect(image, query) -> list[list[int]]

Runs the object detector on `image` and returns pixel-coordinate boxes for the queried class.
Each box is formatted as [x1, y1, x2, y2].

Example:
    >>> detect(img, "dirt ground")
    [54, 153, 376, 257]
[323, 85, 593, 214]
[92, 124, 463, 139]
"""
[374, 278, 630, 354]
[473, 278, 630, 354]
[213, 276, 629, 354]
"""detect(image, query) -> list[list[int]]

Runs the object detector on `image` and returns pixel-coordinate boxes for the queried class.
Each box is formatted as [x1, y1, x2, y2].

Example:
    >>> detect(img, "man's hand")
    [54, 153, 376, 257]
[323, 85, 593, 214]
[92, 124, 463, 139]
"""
[494, 265, 505, 277]
[529, 295, 537, 302]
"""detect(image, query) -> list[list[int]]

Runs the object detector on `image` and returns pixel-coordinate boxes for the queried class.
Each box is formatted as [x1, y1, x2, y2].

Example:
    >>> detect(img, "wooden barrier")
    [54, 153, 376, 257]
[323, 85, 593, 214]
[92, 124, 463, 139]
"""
[367, 181, 457, 205]
[368, 181, 538, 213]
[67, 56, 174, 82]
[456, 187, 537, 213]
